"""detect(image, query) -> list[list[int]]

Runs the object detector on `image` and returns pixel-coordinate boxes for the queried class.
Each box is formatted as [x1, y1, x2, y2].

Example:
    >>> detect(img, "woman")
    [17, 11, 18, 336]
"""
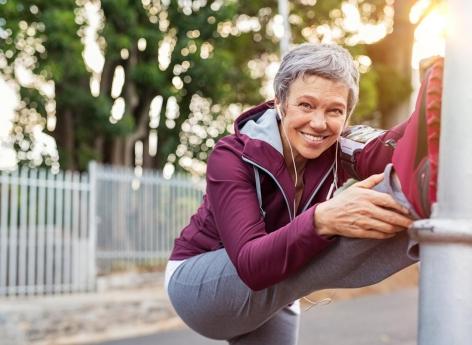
[165, 43, 441, 344]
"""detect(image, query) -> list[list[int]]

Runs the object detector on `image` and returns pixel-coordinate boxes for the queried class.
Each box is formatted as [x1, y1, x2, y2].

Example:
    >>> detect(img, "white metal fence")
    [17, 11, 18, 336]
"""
[93, 163, 204, 274]
[0, 162, 204, 297]
[0, 167, 92, 296]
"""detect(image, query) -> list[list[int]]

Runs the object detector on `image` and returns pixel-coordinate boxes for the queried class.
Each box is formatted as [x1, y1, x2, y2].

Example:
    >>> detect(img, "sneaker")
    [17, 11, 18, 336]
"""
[392, 57, 443, 218]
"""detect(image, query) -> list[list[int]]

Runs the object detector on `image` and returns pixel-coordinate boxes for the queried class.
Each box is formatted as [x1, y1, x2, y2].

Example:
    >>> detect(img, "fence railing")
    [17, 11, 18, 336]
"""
[0, 168, 92, 296]
[93, 163, 205, 274]
[0, 162, 204, 297]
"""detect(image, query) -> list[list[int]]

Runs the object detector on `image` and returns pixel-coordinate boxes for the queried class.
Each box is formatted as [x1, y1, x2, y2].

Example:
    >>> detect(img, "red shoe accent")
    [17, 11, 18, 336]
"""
[424, 59, 443, 204]
[392, 58, 443, 218]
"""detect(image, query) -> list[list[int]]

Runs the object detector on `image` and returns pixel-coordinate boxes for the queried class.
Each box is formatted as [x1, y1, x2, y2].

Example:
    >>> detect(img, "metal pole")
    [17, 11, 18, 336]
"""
[411, 0, 472, 344]
[277, 0, 291, 56]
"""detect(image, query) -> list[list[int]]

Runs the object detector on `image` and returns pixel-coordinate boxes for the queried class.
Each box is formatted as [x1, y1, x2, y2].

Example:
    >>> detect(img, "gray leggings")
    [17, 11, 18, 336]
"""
[167, 165, 419, 344]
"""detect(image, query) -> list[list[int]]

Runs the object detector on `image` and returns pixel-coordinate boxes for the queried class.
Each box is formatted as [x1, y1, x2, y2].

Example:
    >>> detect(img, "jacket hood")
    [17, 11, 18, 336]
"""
[232, 101, 286, 173]
[234, 100, 274, 130]
[238, 102, 283, 155]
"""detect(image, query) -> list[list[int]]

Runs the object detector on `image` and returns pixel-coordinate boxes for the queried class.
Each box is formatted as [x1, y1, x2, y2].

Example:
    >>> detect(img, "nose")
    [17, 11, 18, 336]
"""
[309, 110, 327, 130]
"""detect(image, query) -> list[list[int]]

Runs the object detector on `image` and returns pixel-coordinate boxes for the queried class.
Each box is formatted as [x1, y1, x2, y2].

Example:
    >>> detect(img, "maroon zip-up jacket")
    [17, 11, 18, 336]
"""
[170, 101, 407, 290]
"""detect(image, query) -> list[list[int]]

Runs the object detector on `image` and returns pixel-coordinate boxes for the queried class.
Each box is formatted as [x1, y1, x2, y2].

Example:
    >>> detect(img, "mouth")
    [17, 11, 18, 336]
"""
[300, 131, 329, 143]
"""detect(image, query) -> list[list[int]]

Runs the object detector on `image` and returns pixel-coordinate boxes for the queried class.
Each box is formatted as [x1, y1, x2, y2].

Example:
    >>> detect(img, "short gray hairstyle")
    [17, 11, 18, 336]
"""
[273, 43, 360, 117]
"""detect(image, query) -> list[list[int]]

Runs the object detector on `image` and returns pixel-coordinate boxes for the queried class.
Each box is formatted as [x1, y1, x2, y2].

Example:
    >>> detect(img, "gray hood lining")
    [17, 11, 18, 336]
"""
[239, 108, 283, 155]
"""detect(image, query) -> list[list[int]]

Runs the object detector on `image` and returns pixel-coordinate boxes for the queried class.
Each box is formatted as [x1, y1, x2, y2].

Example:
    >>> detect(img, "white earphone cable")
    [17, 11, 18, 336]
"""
[277, 105, 298, 218]
[276, 104, 335, 310]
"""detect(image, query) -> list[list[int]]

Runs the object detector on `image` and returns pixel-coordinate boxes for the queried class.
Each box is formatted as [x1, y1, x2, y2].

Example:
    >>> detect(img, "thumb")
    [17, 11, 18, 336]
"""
[355, 173, 384, 189]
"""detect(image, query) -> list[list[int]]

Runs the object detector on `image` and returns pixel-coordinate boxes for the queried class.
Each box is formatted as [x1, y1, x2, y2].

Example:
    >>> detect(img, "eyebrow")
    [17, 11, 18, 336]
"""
[296, 95, 347, 109]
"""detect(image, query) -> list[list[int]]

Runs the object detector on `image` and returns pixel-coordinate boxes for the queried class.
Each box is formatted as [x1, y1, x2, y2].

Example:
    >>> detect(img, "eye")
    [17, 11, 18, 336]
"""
[298, 102, 314, 111]
[328, 108, 345, 117]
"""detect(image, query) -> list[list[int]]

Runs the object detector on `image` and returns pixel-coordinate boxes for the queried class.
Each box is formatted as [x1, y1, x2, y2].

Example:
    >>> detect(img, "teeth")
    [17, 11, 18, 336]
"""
[302, 133, 325, 142]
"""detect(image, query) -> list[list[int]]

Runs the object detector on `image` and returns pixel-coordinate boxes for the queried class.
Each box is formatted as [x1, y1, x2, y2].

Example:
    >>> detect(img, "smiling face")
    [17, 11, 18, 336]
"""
[276, 74, 349, 161]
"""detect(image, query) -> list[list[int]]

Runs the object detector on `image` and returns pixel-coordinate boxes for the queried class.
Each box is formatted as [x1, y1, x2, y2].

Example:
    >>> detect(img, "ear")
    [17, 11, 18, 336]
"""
[274, 98, 284, 119]
[274, 97, 281, 107]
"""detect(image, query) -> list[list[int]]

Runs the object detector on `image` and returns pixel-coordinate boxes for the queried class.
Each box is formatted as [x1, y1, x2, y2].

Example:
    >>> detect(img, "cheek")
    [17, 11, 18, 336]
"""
[286, 114, 305, 127]
[284, 117, 304, 135]
[330, 119, 346, 136]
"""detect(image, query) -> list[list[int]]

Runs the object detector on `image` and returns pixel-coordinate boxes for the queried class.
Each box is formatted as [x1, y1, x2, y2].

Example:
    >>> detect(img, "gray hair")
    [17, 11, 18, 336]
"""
[273, 43, 360, 117]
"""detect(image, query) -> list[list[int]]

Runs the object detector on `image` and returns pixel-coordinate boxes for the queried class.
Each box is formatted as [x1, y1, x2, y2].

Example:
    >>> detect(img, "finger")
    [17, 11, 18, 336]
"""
[347, 228, 397, 240]
[360, 203, 413, 228]
[361, 189, 411, 215]
[354, 173, 384, 189]
[370, 206, 413, 229]
[354, 216, 408, 234]
[363, 231, 397, 240]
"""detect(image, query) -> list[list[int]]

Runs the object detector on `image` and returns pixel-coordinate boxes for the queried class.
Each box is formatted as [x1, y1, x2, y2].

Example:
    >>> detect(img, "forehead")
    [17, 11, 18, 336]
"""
[287, 74, 349, 105]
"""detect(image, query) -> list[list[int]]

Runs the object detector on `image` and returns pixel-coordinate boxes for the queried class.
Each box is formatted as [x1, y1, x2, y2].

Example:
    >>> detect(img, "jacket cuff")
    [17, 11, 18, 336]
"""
[298, 204, 335, 253]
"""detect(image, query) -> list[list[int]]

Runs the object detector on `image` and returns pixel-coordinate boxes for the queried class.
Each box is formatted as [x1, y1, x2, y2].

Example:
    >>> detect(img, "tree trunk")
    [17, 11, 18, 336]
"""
[120, 44, 152, 167]
[110, 137, 125, 166]
[367, 0, 417, 128]
[156, 95, 192, 171]
[100, 58, 118, 98]
[142, 137, 154, 170]
[53, 108, 76, 170]
[94, 135, 105, 163]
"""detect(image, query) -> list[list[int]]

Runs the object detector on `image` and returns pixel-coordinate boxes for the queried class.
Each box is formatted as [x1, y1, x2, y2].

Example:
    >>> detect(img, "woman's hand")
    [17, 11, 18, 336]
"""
[314, 173, 413, 239]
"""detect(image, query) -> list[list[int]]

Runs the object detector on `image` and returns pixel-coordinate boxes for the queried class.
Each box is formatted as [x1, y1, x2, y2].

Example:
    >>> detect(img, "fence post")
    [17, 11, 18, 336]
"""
[88, 161, 97, 291]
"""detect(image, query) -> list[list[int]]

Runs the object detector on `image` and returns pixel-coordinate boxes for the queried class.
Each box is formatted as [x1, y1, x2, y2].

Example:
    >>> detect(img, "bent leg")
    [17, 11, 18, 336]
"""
[228, 305, 299, 345]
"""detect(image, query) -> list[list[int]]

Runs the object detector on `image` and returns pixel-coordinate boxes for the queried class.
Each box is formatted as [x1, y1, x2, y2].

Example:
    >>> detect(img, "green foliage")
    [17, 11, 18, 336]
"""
[77, 142, 100, 170]
[130, 63, 168, 93]
[19, 87, 47, 115]
[373, 64, 413, 115]
[351, 68, 379, 123]
[1, 0, 410, 175]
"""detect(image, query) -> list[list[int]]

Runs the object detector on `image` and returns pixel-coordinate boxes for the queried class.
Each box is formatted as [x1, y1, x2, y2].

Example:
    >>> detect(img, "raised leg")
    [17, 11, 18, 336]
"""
[392, 58, 443, 218]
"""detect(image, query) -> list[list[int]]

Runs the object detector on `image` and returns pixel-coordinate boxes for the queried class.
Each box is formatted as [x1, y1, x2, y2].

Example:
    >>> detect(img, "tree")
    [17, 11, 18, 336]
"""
[1, 0, 267, 172]
[3, 0, 426, 174]
[366, 0, 442, 127]
[98, 0, 269, 170]
[1, 0, 118, 171]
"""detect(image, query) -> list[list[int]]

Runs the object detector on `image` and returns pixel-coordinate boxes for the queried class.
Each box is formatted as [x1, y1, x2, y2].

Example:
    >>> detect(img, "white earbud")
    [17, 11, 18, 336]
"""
[276, 104, 283, 120]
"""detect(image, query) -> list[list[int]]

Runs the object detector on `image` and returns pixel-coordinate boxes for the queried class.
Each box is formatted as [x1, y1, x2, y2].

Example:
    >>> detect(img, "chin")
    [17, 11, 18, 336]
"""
[297, 141, 336, 160]
[298, 147, 324, 160]
[302, 152, 323, 160]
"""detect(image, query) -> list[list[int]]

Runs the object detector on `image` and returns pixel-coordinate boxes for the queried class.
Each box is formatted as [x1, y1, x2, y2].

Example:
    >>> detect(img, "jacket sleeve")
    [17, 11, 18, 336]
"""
[206, 143, 333, 291]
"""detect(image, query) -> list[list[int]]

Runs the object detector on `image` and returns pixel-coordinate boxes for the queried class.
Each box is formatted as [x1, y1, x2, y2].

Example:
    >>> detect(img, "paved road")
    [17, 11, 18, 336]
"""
[95, 288, 418, 345]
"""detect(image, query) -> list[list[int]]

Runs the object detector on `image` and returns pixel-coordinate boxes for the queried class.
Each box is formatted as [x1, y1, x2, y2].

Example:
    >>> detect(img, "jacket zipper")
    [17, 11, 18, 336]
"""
[301, 163, 335, 213]
[242, 156, 294, 220]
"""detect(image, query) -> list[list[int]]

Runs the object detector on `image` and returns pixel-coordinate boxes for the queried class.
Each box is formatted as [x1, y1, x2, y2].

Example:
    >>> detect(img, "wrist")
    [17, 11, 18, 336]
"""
[314, 203, 334, 238]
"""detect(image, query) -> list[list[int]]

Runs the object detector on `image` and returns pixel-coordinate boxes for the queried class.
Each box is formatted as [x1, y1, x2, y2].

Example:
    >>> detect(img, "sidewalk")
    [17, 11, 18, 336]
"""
[0, 272, 180, 345]
[93, 288, 418, 345]
[0, 265, 419, 345]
